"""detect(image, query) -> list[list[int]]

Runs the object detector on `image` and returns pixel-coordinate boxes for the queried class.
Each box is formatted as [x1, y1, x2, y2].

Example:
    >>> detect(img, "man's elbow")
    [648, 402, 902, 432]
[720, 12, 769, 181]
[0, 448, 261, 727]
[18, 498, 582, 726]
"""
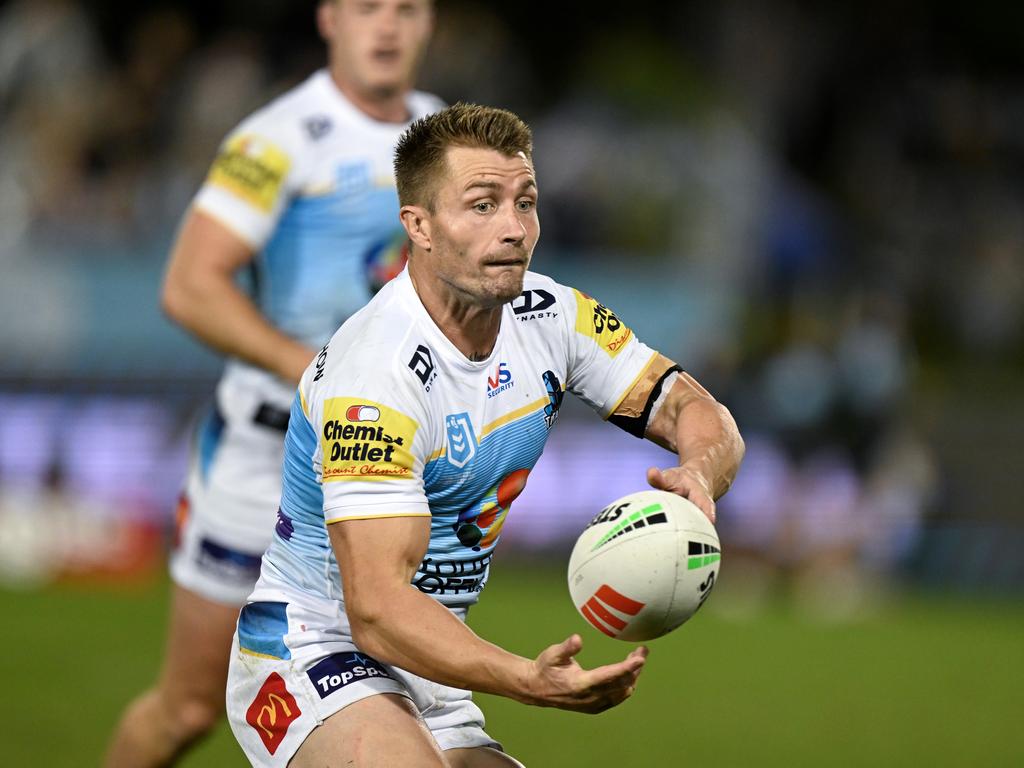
[160, 266, 204, 329]
[346, 598, 392, 658]
[159, 275, 186, 323]
[718, 401, 745, 488]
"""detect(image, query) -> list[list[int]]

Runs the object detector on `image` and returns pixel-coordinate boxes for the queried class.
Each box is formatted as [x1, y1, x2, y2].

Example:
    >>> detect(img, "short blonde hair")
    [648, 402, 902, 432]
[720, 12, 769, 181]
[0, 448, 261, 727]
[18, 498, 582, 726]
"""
[394, 102, 533, 211]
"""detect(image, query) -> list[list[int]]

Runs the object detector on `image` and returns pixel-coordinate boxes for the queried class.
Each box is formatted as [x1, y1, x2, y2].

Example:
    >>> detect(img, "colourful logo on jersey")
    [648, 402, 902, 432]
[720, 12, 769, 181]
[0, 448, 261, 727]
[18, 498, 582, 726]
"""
[454, 468, 530, 550]
[321, 398, 417, 482]
[486, 362, 514, 398]
[445, 412, 477, 468]
[365, 231, 410, 295]
[208, 133, 291, 212]
[542, 370, 563, 428]
[245, 672, 300, 755]
[573, 289, 633, 358]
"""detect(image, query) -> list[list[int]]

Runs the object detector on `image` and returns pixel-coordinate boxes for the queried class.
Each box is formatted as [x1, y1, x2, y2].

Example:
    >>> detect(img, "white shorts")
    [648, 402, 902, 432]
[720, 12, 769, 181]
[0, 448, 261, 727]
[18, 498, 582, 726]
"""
[226, 600, 500, 766]
[169, 397, 290, 605]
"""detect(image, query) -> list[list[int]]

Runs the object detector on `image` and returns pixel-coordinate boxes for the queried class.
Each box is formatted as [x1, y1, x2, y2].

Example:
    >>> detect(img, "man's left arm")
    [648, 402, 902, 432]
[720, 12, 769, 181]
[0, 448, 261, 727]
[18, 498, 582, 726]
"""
[613, 354, 744, 523]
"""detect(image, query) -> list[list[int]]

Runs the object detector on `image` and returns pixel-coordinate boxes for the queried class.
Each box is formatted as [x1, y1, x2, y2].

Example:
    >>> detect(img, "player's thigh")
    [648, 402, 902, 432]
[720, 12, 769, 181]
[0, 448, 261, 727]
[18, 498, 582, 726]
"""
[157, 584, 240, 709]
[291, 693, 447, 768]
[446, 746, 526, 767]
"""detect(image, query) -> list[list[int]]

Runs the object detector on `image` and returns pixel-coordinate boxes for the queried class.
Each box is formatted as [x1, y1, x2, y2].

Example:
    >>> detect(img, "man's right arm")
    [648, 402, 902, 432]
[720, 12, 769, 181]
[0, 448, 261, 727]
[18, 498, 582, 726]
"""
[160, 209, 316, 384]
[329, 514, 648, 714]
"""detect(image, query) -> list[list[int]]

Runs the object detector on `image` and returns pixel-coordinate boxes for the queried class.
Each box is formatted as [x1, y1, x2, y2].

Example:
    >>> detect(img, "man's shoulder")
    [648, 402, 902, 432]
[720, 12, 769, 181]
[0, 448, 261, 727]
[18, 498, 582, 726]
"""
[311, 278, 425, 392]
[233, 71, 335, 147]
[508, 271, 576, 322]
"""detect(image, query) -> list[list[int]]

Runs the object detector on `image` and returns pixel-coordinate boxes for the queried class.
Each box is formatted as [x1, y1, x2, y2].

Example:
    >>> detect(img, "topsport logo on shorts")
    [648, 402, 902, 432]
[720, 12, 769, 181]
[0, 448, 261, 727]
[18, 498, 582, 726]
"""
[306, 652, 393, 699]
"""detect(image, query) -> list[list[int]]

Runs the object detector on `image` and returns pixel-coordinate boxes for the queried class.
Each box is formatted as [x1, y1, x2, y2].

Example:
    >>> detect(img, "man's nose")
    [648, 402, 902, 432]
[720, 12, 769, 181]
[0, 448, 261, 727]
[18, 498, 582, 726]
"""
[499, 208, 527, 244]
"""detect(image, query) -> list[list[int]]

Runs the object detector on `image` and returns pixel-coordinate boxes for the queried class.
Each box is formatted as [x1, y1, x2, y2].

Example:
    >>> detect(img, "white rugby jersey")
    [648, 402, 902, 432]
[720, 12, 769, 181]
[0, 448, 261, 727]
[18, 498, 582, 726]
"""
[193, 69, 444, 413]
[251, 268, 661, 612]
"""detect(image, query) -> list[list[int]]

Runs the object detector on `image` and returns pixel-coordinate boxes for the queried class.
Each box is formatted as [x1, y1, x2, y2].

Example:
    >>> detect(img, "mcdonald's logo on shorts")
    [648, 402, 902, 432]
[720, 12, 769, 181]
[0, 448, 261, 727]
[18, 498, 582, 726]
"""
[245, 672, 301, 755]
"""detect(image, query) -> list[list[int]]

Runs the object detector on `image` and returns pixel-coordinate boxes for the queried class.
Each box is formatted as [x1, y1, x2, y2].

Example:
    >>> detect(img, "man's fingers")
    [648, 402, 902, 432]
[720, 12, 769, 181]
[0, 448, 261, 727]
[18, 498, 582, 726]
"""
[646, 466, 666, 489]
[647, 468, 717, 523]
[541, 634, 582, 667]
[586, 650, 649, 689]
[627, 645, 650, 663]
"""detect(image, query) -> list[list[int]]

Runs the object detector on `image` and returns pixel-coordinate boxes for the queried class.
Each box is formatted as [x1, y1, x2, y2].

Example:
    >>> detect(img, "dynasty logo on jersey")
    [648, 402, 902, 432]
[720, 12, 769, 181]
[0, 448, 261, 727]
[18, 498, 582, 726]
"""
[321, 398, 417, 482]
[573, 289, 633, 358]
[208, 133, 291, 212]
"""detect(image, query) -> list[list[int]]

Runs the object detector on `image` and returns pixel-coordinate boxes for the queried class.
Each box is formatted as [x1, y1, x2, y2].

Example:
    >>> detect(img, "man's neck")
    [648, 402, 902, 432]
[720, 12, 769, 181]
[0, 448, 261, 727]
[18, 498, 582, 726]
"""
[409, 266, 502, 361]
[327, 67, 410, 123]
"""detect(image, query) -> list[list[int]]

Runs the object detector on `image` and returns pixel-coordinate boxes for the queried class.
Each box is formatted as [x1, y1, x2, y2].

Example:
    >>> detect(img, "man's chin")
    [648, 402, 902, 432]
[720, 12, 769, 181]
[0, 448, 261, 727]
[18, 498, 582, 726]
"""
[490, 272, 526, 306]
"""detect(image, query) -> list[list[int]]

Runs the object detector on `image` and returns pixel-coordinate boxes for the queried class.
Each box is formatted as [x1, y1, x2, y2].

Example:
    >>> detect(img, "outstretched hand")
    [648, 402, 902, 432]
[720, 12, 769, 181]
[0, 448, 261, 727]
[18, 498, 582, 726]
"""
[526, 634, 648, 714]
[647, 466, 716, 523]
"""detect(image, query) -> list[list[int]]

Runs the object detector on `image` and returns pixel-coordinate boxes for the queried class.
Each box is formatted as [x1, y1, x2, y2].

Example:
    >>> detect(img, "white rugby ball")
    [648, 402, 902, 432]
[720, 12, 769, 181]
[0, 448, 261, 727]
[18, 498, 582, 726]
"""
[568, 489, 721, 641]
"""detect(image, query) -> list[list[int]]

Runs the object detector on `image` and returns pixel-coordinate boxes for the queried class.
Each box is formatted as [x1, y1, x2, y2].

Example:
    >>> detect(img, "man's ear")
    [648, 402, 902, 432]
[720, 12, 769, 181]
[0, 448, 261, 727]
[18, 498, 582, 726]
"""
[316, 1, 335, 42]
[400, 206, 432, 250]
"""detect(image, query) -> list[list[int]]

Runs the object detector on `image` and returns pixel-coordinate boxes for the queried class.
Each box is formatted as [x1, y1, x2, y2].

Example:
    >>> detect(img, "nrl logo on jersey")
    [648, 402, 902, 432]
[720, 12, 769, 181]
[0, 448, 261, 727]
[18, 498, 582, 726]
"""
[445, 412, 477, 468]
[512, 289, 557, 321]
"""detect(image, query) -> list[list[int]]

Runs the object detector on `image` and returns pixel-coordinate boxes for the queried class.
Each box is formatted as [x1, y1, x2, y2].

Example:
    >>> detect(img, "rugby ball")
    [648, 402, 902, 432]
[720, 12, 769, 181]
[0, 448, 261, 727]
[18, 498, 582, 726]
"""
[567, 490, 721, 641]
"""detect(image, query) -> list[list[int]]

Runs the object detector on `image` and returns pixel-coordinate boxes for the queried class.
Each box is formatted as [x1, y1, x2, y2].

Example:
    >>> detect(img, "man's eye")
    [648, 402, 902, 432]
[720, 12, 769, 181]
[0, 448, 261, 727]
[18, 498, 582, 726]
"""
[517, 200, 535, 211]
[474, 202, 493, 213]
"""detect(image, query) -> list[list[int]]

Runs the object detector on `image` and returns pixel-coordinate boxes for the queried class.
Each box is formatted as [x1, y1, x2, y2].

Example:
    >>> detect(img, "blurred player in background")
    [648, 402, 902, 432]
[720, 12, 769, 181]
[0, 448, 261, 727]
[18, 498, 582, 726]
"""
[105, 2, 441, 765]
[224, 103, 745, 766]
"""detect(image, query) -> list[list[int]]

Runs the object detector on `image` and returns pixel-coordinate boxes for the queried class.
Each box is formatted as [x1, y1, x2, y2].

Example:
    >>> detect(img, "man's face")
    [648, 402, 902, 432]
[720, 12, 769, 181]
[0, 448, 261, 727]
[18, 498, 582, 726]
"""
[320, 0, 433, 98]
[424, 146, 540, 308]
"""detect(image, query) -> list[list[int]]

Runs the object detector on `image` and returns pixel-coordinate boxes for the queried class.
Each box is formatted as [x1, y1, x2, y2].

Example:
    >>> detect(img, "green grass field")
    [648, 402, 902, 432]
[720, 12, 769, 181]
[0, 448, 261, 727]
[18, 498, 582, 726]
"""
[3, 561, 1022, 767]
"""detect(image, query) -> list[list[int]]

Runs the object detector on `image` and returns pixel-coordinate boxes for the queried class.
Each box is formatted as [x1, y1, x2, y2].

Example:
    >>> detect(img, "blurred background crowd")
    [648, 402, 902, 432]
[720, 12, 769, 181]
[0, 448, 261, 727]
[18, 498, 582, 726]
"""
[1, 0, 1022, 615]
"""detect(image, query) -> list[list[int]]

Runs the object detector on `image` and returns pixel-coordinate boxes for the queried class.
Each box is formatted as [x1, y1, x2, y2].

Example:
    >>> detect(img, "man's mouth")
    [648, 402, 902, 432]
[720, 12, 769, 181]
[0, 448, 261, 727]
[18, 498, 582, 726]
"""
[484, 255, 527, 267]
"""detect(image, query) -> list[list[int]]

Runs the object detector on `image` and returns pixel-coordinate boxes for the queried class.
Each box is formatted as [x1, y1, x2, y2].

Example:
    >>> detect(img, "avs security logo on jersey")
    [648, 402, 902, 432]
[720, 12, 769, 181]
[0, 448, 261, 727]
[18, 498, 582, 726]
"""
[486, 362, 514, 398]
[307, 652, 393, 699]
[445, 412, 477, 468]
[321, 398, 418, 482]
[512, 289, 557, 321]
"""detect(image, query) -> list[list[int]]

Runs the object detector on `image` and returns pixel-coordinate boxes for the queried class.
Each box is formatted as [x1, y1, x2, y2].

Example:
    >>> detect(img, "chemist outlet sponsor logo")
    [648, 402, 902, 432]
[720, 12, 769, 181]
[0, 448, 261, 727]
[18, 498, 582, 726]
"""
[306, 652, 393, 699]
[321, 398, 417, 482]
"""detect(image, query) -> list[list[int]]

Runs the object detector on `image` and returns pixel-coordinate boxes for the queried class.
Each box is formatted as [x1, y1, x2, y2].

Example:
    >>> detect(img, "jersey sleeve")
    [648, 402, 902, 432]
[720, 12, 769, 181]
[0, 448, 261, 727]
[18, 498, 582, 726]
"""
[301, 353, 431, 524]
[561, 284, 662, 418]
[192, 110, 304, 250]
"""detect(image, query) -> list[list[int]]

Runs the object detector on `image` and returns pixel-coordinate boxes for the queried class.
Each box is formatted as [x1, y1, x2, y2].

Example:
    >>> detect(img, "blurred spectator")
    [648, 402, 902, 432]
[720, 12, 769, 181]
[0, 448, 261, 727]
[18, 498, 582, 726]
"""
[0, 0, 109, 251]
[1, 0, 1022, 599]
